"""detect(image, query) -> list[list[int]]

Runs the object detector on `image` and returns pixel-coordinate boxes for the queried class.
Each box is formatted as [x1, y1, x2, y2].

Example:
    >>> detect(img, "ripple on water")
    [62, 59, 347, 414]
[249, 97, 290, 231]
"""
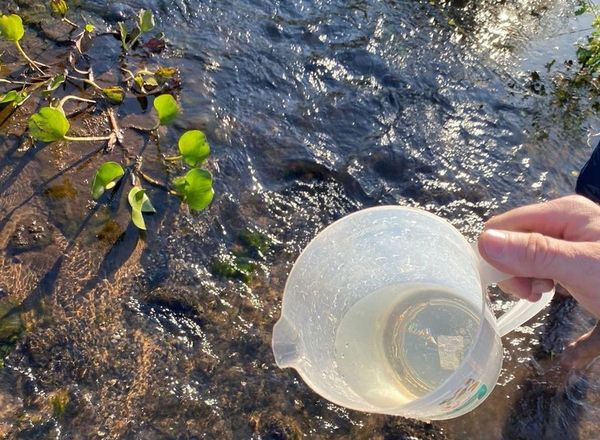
[1, 0, 599, 438]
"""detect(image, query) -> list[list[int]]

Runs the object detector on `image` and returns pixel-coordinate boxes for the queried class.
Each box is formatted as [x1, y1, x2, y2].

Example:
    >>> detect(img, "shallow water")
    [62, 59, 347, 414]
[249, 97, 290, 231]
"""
[1, 0, 600, 438]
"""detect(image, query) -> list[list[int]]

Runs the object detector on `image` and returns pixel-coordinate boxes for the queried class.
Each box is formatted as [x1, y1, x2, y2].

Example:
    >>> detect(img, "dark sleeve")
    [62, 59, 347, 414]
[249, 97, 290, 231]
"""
[576, 140, 600, 203]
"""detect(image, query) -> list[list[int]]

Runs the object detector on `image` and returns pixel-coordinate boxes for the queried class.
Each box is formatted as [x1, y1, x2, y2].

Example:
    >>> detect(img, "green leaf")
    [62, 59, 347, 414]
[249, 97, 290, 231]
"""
[118, 21, 128, 49]
[153, 94, 179, 125]
[0, 90, 28, 106]
[155, 67, 177, 82]
[50, 0, 68, 17]
[102, 86, 125, 104]
[133, 75, 144, 92]
[173, 168, 214, 211]
[28, 107, 69, 142]
[132, 74, 158, 94]
[577, 46, 592, 65]
[127, 26, 141, 47]
[144, 76, 158, 89]
[91, 162, 124, 200]
[594, 16, 600, 33]
[178, 130, 210, 166]
[128, 187, 155, 230]
[43, 74, 65, 96]
[138, 9, 155, 33]
[0, 14, 25, 42]
[85, 23, 95, 33]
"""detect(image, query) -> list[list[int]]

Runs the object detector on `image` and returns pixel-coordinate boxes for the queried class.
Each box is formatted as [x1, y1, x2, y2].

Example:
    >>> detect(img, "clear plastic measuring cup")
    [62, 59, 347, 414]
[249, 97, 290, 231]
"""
[272, 206, 554, 420]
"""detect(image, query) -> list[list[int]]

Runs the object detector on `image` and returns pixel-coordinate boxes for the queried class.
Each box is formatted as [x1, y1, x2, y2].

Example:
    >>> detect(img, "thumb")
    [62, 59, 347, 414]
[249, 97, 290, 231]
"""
[478, 229, 579, 284]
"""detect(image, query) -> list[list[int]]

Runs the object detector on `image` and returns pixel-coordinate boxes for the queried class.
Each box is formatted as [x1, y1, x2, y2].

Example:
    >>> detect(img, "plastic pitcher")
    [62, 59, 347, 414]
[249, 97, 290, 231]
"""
[272, 206, 554, 420]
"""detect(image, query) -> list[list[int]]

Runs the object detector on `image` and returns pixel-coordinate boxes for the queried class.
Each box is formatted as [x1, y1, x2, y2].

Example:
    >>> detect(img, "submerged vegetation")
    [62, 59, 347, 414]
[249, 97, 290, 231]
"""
[0, 3, 214, 232]
[0, 300, 22, 369]
[527, 1, 600, 128]
[0, 0, 217, 375]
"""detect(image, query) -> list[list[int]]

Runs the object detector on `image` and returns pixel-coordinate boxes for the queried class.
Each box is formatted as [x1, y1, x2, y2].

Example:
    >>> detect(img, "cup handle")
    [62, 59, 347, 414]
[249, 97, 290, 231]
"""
[470, 243, 555, 337]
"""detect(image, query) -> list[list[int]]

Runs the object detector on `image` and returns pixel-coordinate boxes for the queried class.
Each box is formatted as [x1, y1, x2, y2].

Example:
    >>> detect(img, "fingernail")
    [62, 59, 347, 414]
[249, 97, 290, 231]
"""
[481, 229, 508, 261]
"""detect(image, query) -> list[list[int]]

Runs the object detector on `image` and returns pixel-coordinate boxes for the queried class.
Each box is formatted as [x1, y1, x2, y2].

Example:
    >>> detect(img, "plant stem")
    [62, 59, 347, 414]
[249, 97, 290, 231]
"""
[59, 95, 96, 109]
[84, 79, 103, 90]
[138, 169, 175, 194]
[106, 107, 124, 145]
[120, 67, 137, 82]
[128, 33, 141, 50]
[65, 75, 103, 91]
[163, 155, 182, 161]
[0, 79, 31, 85]
[63, 134, 112, 142]
[14, 41, 45, 75]
[62, 17, 79, 28]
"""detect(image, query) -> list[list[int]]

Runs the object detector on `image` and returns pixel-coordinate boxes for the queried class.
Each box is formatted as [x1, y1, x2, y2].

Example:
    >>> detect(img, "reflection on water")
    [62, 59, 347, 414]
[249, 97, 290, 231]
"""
[0, 0, 599, 438]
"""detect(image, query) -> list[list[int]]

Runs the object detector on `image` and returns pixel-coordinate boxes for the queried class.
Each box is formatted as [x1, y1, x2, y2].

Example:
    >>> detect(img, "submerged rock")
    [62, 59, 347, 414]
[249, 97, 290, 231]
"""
[8, 217, 53, 255]
[249, 412, 302, 440]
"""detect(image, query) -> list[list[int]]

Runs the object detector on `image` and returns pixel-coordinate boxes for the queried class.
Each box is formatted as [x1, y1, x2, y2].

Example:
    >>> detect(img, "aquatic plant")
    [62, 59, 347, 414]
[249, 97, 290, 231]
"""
[49, 0, 78, 28]
[118, 8, 157, 51]
[0, 14, 47, 74]
[0, 8, 214, 231]
[49, 389, 70, 418]
[571, 2, 600, 75]
[0, 301, 23, 369]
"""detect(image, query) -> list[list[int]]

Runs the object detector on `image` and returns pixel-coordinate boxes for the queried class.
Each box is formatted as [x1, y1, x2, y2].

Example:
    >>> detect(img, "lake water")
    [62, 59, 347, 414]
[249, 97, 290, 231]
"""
[1, 0, 600, 438]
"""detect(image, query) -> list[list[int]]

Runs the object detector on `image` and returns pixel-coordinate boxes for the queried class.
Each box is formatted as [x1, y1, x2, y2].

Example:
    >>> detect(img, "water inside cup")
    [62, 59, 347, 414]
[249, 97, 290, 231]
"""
[334, 282, 485, 408]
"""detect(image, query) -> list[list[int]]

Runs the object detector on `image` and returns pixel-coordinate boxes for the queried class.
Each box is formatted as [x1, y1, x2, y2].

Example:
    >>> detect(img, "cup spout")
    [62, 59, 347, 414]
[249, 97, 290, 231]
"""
[272, 316, 301, 368]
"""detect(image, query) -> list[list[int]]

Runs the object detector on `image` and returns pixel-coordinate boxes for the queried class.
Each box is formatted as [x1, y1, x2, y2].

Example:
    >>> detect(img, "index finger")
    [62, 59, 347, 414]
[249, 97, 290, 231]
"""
[485, 195, 600, 241]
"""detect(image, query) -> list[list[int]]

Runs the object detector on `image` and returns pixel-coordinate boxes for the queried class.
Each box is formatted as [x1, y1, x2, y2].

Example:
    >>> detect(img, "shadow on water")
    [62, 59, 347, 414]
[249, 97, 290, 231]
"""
[0, 141, 106, 232]
[501, 297, 589, 440]
[1, 178, 141, 320]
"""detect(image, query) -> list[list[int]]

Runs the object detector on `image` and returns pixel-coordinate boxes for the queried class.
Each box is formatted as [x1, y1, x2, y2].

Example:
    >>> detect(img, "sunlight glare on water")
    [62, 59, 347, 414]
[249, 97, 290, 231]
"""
[0, 0, 599, 438]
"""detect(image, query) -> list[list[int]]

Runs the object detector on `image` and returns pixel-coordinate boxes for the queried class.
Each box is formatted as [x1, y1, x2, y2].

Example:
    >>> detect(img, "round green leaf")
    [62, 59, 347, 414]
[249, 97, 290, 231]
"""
[128, 187, 155, 230]
[178, 130, 210, 166]
[85, 23, 95, 33]
[91, 162, 125, 200]
[153, 94, 179, 125]
[173, 168, 214, 211]
[138, 9, 155, 33]
[0, 14, 25, 42]
[102, 86, 125, 104]
[28, 107, 69, 142]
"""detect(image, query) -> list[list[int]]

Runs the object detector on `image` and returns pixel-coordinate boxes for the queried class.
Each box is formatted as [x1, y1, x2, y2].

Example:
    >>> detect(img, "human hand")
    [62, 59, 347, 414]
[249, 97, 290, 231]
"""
[477, 195, 600, 319]
[477, 195, 600, 369]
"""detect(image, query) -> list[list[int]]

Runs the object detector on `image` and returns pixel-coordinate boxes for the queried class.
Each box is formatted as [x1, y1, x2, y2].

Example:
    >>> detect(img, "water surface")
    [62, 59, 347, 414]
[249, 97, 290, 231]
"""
[1, 0, 599, 438]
